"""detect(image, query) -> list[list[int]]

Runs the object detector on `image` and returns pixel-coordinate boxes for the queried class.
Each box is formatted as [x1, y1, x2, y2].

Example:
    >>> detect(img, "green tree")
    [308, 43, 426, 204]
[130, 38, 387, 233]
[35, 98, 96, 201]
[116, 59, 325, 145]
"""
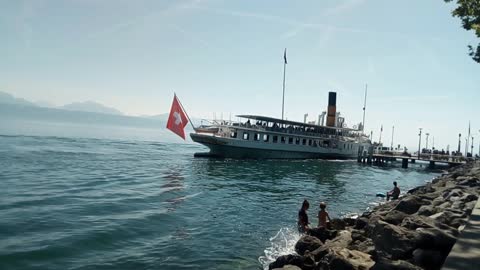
[445, 0, 480, 63]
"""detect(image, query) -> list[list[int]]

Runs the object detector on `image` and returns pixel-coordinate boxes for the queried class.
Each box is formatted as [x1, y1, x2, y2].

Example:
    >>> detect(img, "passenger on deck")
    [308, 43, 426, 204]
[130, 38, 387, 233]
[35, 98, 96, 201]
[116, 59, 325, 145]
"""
[317, 202, 331, 228]
[298, 200, 310, 233]
[387, 181, 400, 201]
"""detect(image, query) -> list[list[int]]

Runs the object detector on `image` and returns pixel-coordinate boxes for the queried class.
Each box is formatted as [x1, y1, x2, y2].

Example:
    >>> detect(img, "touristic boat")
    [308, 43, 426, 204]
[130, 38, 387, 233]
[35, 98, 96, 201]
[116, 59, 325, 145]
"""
[190, 92, 372, 159]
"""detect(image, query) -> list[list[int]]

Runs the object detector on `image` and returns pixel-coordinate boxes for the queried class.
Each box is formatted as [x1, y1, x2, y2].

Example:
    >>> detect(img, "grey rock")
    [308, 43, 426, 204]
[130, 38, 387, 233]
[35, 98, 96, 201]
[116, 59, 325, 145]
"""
[272, 265, 302, 270]
[371, 257, 424, 270]
[393, 196, 428, 214]
[382, 210, 408, 225]
[295, 235, 323, 256]
[268, 254, 310, 270]
[307, 227, 337, 243]
[370, 220, 418, 259]
[320, 247, 374, 270]
[354, 217, 368, 230]
[415, 227, 457, 252]
[330, 218, 347, 230]
[412, 248, 446, 270]
[417, 205, 437, 216]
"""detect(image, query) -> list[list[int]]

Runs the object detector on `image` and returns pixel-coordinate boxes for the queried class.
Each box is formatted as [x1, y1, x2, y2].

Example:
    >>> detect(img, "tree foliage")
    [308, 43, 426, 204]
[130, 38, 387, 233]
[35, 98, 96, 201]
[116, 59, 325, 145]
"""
[445, 0, 480, 63]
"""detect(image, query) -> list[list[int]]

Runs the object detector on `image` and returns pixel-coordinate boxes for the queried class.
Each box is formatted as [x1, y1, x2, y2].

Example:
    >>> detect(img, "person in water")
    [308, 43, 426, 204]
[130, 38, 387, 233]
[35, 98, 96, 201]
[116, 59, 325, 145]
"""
[317, 202, 331, 228]
[387, 181, 401, 201]
[298, 200, 310, 233]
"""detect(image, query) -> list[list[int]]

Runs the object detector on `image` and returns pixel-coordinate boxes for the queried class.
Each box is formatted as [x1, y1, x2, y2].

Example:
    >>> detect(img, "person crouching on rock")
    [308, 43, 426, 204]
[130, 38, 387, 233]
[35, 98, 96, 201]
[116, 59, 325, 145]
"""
[317, 202, 331, 228]
[387, 181, 400, 201]
[298, 200, 310, 233]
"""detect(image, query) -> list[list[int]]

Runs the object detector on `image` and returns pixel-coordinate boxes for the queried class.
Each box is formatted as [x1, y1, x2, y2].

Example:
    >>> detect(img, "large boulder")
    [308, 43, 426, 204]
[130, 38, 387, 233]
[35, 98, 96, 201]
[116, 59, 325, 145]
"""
[307, 230, 353, 261]
[456, 176, 480, 187]
[330, 218, 347, 230]
[318, 247, 374, 270]
[382, 210, 409, 225]
[354, 217, 368, 230]
[370, 258, 423, 270]
[307, 227, 337, 243]
[412, 248, 445, 270]
[415, 227, 457, 253]
[400, 215, 453, 233]
[271, 265, 302, 270]
[370, 220, 418, 259]
[393, 196, 428, 214]
[429, 210, 465, 229]
[416, 205, 437, 216]
[268, 254, 314, 270]
[295, 235, 323, 256]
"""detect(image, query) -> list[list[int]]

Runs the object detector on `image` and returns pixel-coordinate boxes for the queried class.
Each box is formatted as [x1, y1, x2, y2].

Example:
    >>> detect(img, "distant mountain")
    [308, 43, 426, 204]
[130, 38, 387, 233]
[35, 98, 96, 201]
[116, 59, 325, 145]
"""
[142, 113, 169, 121]
[0, 91, 36, 107]
[34, 100, 56, 108]
[60, 101, 123, 115]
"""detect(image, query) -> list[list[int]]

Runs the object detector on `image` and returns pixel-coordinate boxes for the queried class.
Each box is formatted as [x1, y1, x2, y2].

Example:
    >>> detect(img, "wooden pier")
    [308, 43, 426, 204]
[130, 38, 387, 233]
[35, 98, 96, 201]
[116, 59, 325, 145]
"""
[358, 151, 467, 169]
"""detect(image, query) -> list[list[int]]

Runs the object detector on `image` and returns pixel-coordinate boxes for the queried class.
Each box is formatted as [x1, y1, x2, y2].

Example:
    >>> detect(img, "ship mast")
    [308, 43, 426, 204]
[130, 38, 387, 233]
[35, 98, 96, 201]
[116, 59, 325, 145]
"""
[362, 84, 367, 133]
[281, 48, 287, 121]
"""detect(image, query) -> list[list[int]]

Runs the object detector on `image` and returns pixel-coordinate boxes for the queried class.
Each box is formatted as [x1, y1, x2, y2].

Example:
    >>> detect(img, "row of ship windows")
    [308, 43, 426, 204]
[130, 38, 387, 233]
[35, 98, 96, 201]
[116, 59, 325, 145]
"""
[231, 131, 356, 150]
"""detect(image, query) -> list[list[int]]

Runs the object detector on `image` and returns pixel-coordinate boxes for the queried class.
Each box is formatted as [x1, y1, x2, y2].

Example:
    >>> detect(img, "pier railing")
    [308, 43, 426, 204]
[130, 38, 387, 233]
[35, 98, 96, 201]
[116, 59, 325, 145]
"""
[373, 150, 471, 163]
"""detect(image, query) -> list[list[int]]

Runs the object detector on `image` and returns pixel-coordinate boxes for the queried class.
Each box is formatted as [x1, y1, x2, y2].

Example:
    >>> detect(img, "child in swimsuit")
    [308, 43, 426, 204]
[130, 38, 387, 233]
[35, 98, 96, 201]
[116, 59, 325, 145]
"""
[317, 202, 331, 228]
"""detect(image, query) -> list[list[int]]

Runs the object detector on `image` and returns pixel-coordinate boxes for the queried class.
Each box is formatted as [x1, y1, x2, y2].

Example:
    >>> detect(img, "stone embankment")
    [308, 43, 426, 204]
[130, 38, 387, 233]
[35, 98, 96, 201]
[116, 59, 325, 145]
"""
[269, 162, 480, 270]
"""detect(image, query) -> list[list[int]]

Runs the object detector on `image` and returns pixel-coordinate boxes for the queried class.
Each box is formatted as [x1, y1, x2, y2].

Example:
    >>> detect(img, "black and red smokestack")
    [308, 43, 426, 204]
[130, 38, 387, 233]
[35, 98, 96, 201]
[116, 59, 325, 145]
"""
[326, 92, 336, 127]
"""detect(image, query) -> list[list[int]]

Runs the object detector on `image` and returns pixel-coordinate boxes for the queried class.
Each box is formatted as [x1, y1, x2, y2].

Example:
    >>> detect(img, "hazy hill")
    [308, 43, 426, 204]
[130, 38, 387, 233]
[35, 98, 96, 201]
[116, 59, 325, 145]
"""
[0, 91, 36, 107]
[60, 101, 123, 115]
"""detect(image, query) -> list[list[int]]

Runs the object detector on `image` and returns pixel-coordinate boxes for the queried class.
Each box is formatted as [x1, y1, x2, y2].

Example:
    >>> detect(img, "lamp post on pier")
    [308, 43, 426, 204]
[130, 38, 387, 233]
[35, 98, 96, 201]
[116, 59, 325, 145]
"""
[472, 137, 475, 157]
[458, 133, 461, 154]
[418, 128, 422, 159]
[426, 133, 430, 150]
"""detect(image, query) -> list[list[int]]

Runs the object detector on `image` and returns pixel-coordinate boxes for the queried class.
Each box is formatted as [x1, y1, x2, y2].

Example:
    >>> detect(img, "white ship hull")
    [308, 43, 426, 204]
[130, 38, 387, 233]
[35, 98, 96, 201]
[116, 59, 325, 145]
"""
[191, 130, 370, 160]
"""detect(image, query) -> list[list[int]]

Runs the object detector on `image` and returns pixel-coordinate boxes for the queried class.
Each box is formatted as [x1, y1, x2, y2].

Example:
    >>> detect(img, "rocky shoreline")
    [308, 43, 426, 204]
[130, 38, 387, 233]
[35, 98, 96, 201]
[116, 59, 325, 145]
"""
[269, 162, 480, 270]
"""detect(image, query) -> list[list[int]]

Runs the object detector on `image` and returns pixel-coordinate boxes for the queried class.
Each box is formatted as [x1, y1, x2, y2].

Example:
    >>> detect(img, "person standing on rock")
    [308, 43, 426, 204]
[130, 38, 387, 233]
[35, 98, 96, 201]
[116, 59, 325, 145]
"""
[317, 202, 331, 228]
[298, 200, 310, 233]
[387, 181, 400, 201]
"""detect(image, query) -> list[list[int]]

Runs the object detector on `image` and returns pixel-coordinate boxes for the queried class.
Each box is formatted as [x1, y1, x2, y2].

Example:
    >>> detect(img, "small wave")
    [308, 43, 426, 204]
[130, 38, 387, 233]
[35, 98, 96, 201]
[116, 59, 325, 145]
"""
[327, 159, 356, 163]
[258, 227, 301, 270]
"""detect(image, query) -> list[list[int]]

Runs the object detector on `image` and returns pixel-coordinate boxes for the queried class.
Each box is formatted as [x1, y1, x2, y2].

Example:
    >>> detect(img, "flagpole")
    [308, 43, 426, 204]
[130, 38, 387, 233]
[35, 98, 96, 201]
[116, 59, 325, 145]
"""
[174, 93, 197, 131]
[281, 48, 287, 121]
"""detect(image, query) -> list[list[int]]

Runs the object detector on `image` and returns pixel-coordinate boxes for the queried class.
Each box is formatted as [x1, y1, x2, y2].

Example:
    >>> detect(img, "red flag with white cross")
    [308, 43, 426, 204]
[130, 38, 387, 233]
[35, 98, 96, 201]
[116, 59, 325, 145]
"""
[166, 94, 189, 140]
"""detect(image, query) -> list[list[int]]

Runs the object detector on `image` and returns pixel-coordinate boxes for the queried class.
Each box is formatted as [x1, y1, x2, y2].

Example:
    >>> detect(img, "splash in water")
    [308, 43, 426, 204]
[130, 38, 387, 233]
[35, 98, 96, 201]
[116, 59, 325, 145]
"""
[258, 227, 301, 270]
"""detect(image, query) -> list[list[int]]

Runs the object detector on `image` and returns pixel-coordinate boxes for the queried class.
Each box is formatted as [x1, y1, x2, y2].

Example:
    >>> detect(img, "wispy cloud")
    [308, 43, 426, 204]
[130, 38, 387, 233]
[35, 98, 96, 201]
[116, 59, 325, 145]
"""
[367, 57, 377, 76]
[323, 0, 367, 16]
[86, 0, 208, 40]
[280, 0, 367, 40]
[372, 95, 450, 103]
[169, 24, 210, 48]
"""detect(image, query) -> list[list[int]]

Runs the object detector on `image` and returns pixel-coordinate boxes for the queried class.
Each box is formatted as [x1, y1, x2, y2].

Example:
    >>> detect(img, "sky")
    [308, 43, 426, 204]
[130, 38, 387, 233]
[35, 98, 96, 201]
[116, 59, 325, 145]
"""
[1, 0, 479, 150]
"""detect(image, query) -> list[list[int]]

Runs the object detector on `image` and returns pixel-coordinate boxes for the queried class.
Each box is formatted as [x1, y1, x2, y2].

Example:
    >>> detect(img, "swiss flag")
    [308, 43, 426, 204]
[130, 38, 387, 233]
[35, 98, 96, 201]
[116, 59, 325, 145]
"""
[166, 95, 189, 140]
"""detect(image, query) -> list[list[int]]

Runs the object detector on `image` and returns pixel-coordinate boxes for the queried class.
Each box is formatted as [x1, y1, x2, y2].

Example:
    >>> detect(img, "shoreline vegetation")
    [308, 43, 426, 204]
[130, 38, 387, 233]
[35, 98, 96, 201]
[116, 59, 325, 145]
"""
[269, 162, 480, 270]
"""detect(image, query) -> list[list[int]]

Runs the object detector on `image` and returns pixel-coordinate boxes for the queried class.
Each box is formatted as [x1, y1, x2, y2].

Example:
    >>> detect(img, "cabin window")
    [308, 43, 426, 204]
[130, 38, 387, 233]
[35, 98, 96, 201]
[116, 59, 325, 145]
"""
[302, 138, 307, 145]
[243, 132, 249, 140]
[230, 131, 237, 138]
[323, 140, 330, 147]
[288, 137, 293, 144]
[263, 134, 269, 142]
[313, 140, 318, 147]
[254, 133, 260, 141]
[273, 135, 278, 143]
[295, 138, 300, 145]
[308, 139, 312, 146]
[344, 144, 346, 149]
[281, 136, 286, 144]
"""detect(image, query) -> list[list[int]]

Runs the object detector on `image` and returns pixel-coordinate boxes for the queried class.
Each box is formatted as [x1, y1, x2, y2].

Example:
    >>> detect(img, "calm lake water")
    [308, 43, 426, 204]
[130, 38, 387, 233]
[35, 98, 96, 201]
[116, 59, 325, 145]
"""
[0, 134, 440, 270]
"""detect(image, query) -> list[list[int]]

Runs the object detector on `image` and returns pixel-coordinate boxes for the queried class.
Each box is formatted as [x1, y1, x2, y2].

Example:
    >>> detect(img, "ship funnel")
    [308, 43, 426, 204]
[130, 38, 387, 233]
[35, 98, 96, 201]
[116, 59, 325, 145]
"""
[326, 92, 337, 127]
